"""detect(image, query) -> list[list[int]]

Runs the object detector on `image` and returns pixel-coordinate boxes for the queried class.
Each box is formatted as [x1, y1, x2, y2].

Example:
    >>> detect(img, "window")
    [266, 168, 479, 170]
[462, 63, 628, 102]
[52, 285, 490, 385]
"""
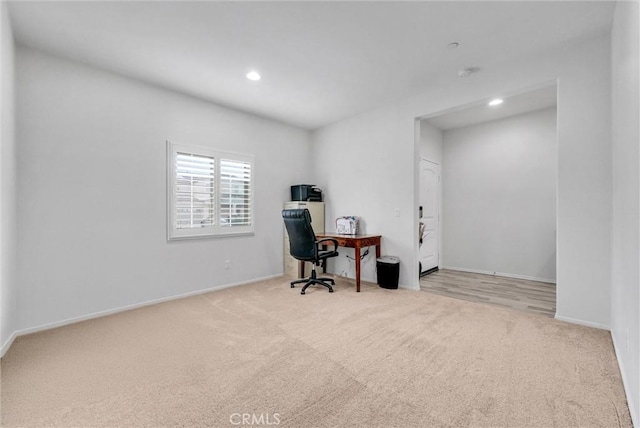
[167, 141, 254, 240]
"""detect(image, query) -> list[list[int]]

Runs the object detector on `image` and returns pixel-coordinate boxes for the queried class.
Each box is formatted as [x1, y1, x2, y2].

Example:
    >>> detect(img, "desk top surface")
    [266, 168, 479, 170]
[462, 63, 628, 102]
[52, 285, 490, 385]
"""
[317, 233, 381, 239]
[316, 233, 382, 239]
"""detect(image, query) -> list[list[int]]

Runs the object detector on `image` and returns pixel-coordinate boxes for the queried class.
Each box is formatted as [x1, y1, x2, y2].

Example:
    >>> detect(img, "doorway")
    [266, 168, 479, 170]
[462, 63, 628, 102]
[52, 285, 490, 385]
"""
[415, 83, 558, 316]
[419, 158, 440, 275]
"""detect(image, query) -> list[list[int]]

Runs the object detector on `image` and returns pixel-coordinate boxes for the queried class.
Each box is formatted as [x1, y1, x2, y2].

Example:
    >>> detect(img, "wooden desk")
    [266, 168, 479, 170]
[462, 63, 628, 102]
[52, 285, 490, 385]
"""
[316, 233, 382, 292]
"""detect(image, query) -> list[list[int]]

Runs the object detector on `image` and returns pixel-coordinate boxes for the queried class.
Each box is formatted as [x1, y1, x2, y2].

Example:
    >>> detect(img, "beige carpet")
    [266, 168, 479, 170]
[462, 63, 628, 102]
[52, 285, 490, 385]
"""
[0, 277, 632, 427]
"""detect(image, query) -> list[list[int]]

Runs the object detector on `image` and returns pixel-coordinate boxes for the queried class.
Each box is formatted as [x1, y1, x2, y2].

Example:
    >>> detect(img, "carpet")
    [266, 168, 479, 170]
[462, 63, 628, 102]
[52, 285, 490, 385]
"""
[0, 276, 632, 427]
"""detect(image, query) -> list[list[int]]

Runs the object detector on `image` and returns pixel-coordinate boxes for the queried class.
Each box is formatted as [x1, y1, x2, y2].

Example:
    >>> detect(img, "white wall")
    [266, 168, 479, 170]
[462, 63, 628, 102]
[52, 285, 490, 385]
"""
[554, 39, 612, 330]
[419, 120, 442, 164]
[312, 35, 612, 327]
[16, 47, 311, 332]
[1, 1, 18, 355]
[441, 108, 557, 282]
[311, 107, 412, 284]
[610, 0, 639, 425]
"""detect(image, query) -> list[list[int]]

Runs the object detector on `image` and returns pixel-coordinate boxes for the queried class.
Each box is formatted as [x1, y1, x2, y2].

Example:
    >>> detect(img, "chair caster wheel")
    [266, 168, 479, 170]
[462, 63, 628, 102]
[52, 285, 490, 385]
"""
[290, 284, 295, 288]
[300, 290, 305, 295]
[329, 288, 334, 293]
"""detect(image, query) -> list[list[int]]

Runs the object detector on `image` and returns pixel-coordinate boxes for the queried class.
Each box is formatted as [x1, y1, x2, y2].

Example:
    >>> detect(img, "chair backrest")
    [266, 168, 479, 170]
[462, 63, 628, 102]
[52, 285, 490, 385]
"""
[282, 209, 317, 261]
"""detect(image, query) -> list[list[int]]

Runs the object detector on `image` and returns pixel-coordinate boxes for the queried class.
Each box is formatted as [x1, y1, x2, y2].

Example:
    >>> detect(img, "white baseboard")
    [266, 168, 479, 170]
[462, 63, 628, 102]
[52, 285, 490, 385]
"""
[5, 274, 283, 352]
[611, 331, 639, 428]
[554, 314, 610, 331]
[1, 331, 17, 358]
[441, 266, 556, 284]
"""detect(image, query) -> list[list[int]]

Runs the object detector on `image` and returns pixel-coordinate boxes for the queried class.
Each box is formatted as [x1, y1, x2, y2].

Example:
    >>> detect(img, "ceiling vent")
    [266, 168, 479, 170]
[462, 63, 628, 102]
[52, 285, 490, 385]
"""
[457, 67, 480, 78]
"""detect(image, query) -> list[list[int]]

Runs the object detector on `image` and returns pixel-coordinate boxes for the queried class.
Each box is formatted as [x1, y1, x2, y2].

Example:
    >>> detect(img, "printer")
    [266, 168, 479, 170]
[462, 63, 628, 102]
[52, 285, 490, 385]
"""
[290, 185, 323, 202]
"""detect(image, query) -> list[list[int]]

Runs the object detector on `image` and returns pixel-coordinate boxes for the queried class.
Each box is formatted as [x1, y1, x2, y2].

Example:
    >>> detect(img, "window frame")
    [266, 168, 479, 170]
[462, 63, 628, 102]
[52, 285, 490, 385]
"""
[167, 141, 255, 241]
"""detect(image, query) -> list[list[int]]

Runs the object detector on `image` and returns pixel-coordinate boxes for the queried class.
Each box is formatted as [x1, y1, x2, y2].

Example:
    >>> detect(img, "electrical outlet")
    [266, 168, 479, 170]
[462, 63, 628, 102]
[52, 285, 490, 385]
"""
[225, 260, 231, 269]
[394, 208, 400, 217]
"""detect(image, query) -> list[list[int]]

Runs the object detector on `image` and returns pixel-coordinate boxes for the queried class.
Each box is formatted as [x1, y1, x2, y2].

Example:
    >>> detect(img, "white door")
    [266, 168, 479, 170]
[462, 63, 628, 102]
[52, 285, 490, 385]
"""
[419, 158, 440, 273]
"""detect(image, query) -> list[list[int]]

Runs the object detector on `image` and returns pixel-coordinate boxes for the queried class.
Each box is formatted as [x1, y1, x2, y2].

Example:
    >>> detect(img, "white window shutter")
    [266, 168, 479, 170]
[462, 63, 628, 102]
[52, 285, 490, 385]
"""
[167, 141, 254, 240]
[219, 159, 252, 228]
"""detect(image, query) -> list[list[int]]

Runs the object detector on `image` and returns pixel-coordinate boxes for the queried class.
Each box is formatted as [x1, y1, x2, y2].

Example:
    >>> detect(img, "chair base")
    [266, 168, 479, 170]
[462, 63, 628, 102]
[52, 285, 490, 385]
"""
[291, 268, 335, 294]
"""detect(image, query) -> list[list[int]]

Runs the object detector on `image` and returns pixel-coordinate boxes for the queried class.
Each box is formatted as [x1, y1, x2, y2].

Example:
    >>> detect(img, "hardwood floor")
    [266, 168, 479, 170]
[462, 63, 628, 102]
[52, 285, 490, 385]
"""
[420, 269, 556, 317]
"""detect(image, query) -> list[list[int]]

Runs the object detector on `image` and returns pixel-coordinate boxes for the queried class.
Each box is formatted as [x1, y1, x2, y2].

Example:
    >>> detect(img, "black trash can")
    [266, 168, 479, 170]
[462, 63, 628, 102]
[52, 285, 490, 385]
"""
[377, 256, 400, 289]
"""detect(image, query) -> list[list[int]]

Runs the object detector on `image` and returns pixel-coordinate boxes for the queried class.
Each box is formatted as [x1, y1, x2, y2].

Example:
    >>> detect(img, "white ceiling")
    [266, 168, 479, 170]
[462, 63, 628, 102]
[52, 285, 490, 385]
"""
[425, 84, 558, 130]
[7, 1, 614, 130]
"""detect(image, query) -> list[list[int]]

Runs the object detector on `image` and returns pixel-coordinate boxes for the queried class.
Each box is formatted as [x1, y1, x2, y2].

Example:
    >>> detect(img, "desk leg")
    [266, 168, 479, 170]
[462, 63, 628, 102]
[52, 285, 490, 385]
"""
[355, 247, 361, 292]
[376, 244, 381, 259]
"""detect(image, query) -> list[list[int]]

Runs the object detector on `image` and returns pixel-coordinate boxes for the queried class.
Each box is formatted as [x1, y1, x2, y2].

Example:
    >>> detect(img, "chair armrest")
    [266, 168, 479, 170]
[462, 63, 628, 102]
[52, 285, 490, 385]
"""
[316, 238, 339, 251]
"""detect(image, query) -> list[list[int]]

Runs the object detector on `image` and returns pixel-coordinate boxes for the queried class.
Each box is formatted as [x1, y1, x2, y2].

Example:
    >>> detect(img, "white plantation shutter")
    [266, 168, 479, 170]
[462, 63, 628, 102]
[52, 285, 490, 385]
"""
[175, 153, 215, 229]
[219, 159, 252, 227]
[168, 142, 254, 240]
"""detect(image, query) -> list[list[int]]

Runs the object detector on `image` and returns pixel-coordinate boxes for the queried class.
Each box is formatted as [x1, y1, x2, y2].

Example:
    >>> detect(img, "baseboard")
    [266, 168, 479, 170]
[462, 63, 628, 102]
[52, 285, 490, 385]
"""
[442, 266, 556, 284]
[611, 331, 639, 427]
[0, 331, 17, 358]
[554, 314, 610, 331]
[11, 273, 284, 341]
[325, 272, 416, 291]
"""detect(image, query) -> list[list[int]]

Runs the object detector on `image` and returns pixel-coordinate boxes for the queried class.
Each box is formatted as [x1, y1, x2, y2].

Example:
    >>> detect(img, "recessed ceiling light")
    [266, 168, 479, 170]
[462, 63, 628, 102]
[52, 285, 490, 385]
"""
[488, 98, 504, 106]
[246, 71, 261, 81]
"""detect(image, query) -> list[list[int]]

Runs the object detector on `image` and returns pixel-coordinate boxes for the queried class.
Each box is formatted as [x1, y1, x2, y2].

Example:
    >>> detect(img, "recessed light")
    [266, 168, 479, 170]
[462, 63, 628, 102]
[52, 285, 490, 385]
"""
[488, 98, 503, 106]
[246, 71, 261, 81]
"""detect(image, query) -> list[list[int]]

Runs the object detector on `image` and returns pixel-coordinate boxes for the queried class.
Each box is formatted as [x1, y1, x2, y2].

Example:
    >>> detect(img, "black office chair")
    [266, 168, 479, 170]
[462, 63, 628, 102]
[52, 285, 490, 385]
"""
[282, 208, 339, 294]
